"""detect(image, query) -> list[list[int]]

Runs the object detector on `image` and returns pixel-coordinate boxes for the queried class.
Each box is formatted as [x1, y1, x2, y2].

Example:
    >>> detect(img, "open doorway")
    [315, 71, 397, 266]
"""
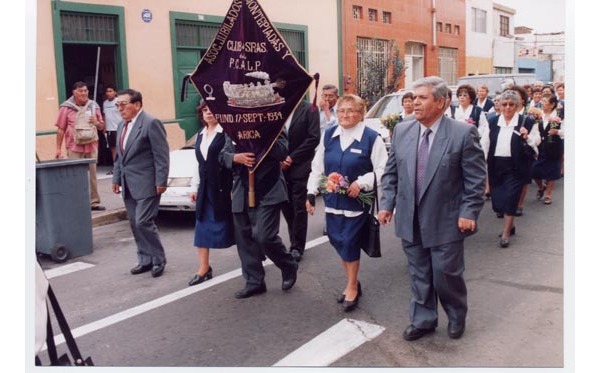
[62, 44, 117, 166]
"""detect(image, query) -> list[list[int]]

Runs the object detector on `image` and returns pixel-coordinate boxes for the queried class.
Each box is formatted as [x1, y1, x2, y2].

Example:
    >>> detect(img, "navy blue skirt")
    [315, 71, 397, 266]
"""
[326, 212, 368, 262]
[490, 157, 524, 216]
[194, 198, 235, 248]
[532, 157, 562, 181]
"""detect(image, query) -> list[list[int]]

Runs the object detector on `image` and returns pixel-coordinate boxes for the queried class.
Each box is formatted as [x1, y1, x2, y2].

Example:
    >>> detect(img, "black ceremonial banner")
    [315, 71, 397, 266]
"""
[190, 0, 314, 171]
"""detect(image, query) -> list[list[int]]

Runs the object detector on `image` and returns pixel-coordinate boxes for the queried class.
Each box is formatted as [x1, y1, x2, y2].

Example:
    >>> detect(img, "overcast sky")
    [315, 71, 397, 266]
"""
[495, 0, 566, 33]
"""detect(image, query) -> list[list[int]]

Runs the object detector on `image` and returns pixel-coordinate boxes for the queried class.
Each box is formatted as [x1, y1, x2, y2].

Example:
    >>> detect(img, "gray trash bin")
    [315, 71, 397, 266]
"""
[36, 158, 95, 262]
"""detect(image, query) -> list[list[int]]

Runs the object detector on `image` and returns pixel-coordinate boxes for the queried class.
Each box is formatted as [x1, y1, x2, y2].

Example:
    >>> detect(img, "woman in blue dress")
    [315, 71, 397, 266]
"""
[188, 100, 235, 286]
[305, 94, 388, 312]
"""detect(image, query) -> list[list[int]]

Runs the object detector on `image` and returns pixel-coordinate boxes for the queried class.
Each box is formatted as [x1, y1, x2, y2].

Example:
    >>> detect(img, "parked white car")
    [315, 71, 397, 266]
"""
[159, 134, 198, 212]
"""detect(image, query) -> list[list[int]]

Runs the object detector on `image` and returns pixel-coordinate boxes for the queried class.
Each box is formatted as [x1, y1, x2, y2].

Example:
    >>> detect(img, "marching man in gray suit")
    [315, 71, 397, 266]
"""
[111, 88, 170, 278]
[378, 76, 486, 341]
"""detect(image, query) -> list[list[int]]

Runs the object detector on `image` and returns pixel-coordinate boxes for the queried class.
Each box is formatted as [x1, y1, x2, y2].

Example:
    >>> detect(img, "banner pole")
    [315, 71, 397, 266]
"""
[248, 170, 255, 208]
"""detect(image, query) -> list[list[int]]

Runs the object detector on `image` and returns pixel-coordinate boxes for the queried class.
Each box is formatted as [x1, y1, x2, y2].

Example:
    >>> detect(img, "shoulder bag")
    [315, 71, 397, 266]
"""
[360, 174, 381, 258]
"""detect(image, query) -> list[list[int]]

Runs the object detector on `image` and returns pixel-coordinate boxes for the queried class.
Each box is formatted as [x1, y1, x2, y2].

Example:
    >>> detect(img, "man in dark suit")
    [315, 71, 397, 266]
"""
[378, 76, 486, 341]
[281, 100, 321, 261]
[220, 131, 298, 298]
[111, 88, 170, 278]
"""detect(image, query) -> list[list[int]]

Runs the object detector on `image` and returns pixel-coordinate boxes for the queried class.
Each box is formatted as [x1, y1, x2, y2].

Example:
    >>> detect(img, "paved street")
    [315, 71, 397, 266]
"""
[36, 172, 564, 368]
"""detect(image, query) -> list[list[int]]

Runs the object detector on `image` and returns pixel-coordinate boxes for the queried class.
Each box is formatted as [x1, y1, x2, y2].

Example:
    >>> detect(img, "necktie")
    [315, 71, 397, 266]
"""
[416, 128, 432, 202]
[120, 121, 130, 153]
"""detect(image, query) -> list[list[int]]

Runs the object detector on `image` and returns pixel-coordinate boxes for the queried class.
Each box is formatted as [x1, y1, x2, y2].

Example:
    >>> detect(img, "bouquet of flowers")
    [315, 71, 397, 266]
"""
[319, 172, 374, 207]
[546, 116, 562, 143]
[527, 107, 543, 122]
[380, 113, 401, 133]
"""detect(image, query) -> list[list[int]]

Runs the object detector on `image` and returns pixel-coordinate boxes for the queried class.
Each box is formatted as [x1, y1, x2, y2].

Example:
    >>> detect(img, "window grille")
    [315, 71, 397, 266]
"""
[60, 12, 118, 43]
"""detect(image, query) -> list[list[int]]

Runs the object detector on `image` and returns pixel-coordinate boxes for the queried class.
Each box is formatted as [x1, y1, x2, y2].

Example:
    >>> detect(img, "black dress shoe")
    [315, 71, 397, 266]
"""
[281, 263, 298, 291]
[151, 263, 166, 278]
[342, 296, 359, 312]
[498, 226, 516, 237]
[448, 321, 466, 339]
[499, 238, 510, 248]
[188, 267, 213, 286]
[290, 249, 303, 262]
[130, 263, 153, 275]
[402, 325, 435, 341]
[336, 281, 362, 303]
[235, 283, 267, 299]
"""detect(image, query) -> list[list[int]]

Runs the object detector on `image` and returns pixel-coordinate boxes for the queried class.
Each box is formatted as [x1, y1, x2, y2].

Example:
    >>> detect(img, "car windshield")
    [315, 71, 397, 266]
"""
[366, 95, 403, 118]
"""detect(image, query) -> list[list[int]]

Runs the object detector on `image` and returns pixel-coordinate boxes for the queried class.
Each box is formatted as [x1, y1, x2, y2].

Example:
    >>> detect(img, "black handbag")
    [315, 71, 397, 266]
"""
[360, 175, 381, 258]
[35, 285, 94, 366]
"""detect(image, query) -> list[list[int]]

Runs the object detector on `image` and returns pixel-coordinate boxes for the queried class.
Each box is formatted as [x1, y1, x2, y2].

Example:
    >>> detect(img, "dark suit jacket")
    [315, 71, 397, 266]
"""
[487, 114, 536, 183]
[380, 116, 487, 247]
[194, 130, 233, 221]
[112, 110, 170, 200]
[285, 100, 320, 180]
[220, 131, 289, 213]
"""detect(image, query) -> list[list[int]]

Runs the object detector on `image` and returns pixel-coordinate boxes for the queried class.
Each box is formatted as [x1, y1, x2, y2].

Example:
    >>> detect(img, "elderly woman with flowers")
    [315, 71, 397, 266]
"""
[305, 94, 388, 312]
[532, 93, 564, 205]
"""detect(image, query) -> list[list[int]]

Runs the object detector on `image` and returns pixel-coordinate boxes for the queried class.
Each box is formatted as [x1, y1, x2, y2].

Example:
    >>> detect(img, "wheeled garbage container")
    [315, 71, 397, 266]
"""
[36, 158, 95, 262]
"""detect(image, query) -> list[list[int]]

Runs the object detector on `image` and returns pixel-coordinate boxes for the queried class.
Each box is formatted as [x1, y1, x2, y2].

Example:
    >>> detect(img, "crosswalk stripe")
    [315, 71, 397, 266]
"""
[43, 235, 331, 349]
[44, 262, 95, 279]
[273, 318, 385, 366]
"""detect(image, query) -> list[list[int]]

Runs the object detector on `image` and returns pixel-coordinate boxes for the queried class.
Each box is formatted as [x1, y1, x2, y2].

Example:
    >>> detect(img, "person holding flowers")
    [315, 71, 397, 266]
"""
[305, 94, 388, 312]
[532, 93, 564, 205]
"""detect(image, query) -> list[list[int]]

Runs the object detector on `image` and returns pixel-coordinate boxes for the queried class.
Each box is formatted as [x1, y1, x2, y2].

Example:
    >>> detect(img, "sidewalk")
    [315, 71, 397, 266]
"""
[91, 165, 128, 227]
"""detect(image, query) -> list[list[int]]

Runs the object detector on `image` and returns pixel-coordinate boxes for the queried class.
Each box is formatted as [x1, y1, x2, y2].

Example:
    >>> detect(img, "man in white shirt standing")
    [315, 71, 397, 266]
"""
[102, 84, 121, 174]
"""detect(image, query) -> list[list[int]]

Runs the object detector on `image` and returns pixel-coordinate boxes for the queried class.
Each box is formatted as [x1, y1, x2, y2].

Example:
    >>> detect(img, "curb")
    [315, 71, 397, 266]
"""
[92, 208, 128, 227]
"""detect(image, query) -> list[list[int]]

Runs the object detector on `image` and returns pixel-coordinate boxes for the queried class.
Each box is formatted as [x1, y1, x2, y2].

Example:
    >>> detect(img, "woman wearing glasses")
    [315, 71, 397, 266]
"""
[483, 90, 538, 248]
[305, 94, 388, 312]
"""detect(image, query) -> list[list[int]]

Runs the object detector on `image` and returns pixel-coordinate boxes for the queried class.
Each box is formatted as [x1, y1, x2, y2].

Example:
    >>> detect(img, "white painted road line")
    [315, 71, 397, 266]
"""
[44, 262, 96, 279]
[44, 235, 331, 349]
[273, 318, 385, 366]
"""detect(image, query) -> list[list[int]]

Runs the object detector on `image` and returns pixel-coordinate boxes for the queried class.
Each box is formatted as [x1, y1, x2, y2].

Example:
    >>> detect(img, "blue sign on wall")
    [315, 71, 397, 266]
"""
[141, 9, 152, 23]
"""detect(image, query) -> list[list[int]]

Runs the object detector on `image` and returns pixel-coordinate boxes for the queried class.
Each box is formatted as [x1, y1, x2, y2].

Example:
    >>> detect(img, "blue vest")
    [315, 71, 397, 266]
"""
[322, 125, 379, 211]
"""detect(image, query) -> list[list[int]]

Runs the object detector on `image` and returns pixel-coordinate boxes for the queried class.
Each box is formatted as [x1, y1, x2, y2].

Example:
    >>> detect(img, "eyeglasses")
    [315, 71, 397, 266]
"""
[336, 109, 359, 115]
[115, 101, 131, 108]
[322, 94, 337, 99]
[501, 103, 516, 107]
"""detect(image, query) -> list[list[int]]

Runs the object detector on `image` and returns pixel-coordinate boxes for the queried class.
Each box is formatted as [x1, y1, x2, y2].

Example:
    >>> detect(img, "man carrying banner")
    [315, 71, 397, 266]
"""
[188, 0, 314, 298]
[220, 132, 298, 298]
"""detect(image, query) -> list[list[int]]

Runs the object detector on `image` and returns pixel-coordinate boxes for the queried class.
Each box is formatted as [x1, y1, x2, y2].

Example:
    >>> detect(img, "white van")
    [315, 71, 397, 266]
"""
[456, 73, 537, 98]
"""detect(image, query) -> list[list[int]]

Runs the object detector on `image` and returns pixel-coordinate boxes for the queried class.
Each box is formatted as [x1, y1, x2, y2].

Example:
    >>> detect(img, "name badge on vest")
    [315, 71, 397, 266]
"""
[350, 148, 362, 154]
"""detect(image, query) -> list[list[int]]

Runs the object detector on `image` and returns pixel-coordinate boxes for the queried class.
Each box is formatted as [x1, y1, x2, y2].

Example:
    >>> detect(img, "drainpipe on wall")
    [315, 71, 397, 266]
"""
[432, 0, 437, 47]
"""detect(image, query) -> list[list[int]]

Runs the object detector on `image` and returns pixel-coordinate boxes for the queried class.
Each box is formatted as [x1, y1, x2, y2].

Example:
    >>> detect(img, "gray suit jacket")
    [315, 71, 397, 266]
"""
[112, 110, 170, 200]
[380, 115, 486, 247]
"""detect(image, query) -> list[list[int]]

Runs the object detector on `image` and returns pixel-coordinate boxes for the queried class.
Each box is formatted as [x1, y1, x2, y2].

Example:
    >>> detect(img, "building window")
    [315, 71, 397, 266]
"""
[438, 47, 458, 85]
[472, 7, 487, 33]
[445, 23, 452, 33]
[436, 22, 443, 32]
[368, 9, 377, 22]
[356, 37, 393, 106]
[499, 15, 510, 37]
[454, 25, 460, 35]
[352, 6, 362, 19]
[383, 11, 392, 24]
[495, 66, 513, 74]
